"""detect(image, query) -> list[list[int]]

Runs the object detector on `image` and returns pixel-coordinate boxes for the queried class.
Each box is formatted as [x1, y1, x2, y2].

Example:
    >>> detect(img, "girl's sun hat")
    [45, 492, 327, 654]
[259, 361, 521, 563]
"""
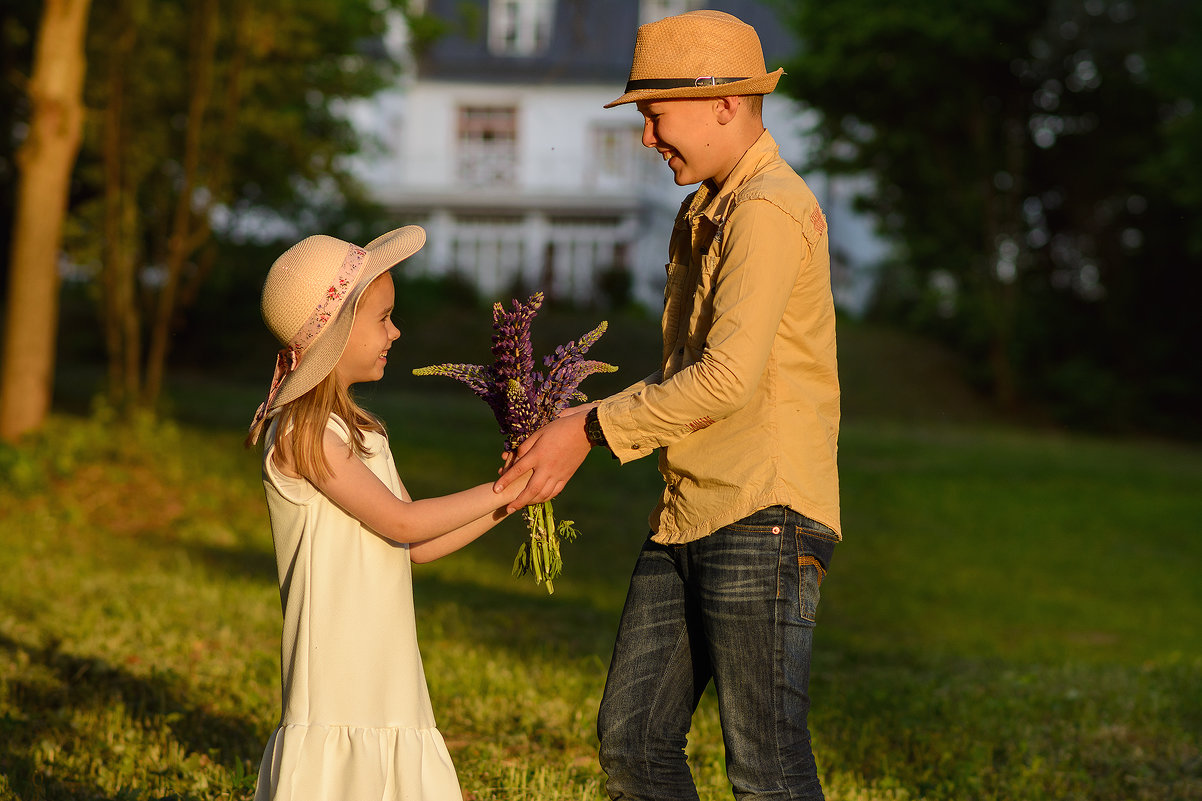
[603, 10, 783, 108]
[248, 225, 426, 434]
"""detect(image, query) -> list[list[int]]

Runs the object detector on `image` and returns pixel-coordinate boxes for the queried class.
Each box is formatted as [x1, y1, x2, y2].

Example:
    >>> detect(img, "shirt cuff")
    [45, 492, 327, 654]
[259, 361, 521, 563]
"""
[596, 396, 654, 464]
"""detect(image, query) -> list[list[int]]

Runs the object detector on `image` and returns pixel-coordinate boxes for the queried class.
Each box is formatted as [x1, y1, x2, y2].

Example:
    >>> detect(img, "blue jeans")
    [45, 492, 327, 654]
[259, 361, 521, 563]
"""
[597, 506, 836, 801]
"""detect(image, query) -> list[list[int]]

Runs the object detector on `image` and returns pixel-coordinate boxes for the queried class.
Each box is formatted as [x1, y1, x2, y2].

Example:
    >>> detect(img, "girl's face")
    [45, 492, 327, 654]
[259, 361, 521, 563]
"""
[335, 273, 400, 388]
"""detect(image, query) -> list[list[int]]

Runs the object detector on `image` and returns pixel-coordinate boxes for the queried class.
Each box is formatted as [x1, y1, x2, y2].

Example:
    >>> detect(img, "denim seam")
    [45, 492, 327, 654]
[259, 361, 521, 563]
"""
[794, 524, 840, 544]
[642, 618, 694, 798]
[772, 521, 793, 799]
[723, 523, 836, 542]
[778, 517, 807, 798]
[798, 532, 819, 625]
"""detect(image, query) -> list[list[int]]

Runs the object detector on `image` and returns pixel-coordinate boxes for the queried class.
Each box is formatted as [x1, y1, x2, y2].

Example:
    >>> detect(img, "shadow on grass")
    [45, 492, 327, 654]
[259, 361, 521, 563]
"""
[177, 540, 279, 585]
[152, 511, 628, 665]
[410, 570, 624, 663]
[0, 631, 262, 800]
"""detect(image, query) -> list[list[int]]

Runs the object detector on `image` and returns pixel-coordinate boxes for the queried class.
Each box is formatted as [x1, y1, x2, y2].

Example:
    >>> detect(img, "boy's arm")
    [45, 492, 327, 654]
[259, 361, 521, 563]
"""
[498, 199, 813, 509]
[615, 370, 663, 397]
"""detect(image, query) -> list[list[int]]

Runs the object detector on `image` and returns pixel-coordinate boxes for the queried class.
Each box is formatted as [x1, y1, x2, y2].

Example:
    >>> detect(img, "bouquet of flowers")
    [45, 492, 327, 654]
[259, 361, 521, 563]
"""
[413, 292, 616, 593]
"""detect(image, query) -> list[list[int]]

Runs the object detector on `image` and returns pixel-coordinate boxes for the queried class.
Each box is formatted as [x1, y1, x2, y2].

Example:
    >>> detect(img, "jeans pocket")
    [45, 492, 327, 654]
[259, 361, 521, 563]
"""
[794, 525, 835, 624]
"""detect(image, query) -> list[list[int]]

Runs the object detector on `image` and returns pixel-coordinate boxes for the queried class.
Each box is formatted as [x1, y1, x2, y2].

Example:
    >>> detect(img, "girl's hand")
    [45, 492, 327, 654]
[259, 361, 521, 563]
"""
[492, 460, 532, 508]
[493, 413, 590, 513]
[557, 402, 597, 419]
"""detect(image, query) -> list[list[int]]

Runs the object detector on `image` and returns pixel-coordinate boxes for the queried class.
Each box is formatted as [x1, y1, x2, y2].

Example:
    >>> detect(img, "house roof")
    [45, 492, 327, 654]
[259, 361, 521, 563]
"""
[415, 0, 800, 87]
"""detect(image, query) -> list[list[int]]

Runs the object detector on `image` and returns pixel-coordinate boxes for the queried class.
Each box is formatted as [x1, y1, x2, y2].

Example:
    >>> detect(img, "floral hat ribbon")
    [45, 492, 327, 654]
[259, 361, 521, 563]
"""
[248, 245, 367, 434]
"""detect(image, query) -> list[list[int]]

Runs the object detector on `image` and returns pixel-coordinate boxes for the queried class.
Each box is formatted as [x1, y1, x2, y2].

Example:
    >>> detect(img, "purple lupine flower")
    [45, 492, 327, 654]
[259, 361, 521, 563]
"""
[487, 294, 542, 438]
[410, 362, 491, 397]
[537, 323, 613, 408]
[412, 361, 513, 439]
[490, 294, 540, 389]
[540, 321, 608, 381]
[503, 378, 536, 445]
[538, 321, 618, 421]
[413, 292, 617, 594]
[416, 292, 613, 444]
[538, 360, 617, 422]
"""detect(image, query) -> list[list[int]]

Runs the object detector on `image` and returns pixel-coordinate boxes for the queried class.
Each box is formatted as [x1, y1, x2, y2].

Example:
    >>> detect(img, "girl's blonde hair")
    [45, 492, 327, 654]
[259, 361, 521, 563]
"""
[246, 371, 385, 483]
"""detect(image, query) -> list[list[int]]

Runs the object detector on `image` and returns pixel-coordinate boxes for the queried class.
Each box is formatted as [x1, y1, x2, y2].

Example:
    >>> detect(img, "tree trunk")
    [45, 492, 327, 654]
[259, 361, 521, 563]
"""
[0, 0, 93, 442]
[972, 102, 1022, 411]
[100, 0, 142, 411]
[143, 0, 218, 407]
[987, 111, 1029, 411]
[176, 1, 250, 316]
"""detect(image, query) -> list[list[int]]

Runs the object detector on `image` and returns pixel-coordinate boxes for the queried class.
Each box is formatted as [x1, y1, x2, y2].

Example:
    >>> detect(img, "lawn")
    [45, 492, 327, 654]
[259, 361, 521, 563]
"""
[1, 315, 1200, 800]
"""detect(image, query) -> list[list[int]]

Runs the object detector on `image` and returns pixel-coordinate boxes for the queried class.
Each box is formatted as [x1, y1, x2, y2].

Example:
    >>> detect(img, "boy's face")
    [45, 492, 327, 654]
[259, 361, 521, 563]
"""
[637, 98, 728, 187]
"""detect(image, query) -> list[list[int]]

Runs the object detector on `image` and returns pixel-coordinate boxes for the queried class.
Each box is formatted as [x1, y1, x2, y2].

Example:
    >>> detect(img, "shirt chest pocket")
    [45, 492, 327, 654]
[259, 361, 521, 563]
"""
[662, 261, 688, 367]
[685, 253, 721, 352]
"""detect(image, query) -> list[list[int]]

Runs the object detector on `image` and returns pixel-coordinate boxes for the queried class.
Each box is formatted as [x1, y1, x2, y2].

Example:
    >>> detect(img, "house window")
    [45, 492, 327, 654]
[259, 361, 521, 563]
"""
[589, 124, 657, 187]
[489, 0, 554, 56]
[457, 106, 518, 186]
[546, 216, 628, 304]
[639, 0, 698, 26]
[450, 214, 526, 297]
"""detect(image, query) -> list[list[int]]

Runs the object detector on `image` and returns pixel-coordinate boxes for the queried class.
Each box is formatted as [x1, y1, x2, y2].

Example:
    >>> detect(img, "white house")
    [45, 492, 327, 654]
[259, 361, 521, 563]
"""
[351, 0, 884, 311]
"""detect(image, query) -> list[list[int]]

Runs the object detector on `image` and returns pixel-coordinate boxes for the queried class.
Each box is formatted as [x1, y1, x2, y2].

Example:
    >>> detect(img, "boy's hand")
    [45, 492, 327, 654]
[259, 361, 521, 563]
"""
[494, 410, 591, 512]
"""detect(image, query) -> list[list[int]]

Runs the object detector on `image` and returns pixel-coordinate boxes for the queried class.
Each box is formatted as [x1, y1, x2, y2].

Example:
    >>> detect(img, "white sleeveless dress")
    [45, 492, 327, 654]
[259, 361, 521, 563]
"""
[254, 414, 463, 801]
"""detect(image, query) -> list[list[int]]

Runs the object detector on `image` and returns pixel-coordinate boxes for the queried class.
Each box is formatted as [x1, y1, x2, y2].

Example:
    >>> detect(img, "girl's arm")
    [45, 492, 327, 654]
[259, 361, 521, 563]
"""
[407, 506, 512, 564]
[310, 427, 529, 560]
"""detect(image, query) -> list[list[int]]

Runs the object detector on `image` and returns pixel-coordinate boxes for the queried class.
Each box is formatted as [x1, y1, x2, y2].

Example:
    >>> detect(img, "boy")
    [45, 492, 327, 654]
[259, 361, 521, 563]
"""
[496, 10, 841, 800]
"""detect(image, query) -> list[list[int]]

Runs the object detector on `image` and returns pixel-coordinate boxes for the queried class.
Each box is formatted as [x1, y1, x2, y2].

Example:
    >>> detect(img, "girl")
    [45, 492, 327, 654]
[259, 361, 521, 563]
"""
[245, 226, 525, 800]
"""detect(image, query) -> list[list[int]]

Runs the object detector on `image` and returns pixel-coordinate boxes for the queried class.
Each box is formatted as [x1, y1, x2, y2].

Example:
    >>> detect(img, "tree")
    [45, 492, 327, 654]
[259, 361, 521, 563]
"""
[0, 1, 42, 282]
[779, 0, 1202, 430]
[0, 0, 92, 441]
[70, 0, 403, 414]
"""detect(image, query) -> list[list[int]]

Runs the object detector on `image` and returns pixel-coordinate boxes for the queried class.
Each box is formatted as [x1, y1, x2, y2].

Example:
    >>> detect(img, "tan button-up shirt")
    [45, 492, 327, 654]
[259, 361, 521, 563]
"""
[597, 130, 841, 544]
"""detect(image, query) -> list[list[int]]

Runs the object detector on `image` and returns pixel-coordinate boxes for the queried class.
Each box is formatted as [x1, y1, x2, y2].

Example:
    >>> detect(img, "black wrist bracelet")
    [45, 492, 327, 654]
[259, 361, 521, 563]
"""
[584, 407, 608, 448]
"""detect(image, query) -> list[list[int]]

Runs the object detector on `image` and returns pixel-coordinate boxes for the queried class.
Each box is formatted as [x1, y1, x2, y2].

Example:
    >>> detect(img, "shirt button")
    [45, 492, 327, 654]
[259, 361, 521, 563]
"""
[632, 443, 640, 450]
[771, 525, 782, 535]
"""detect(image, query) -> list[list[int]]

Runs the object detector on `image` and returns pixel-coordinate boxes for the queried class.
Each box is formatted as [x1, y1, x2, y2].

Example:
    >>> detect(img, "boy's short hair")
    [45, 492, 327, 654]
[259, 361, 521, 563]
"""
[741, 94, 764, 117]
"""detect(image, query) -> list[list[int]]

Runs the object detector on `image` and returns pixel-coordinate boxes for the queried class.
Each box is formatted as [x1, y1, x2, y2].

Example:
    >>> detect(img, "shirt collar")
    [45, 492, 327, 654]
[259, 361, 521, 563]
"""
[683, 130, 780, 229]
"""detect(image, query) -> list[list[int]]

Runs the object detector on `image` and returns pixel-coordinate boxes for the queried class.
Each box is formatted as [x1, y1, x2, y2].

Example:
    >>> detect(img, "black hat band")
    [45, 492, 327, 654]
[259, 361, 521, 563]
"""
[623, 76, 752, 91]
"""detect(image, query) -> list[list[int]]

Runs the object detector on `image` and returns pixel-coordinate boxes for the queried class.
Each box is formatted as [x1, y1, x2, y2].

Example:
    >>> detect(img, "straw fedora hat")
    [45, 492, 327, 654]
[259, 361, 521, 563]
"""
[249, 225, 426, 431]
[604, 10, 783, 108]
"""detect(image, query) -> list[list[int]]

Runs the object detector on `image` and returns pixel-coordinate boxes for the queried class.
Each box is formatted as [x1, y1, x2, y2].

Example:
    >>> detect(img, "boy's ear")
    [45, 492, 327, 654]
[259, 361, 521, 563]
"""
[713, 96, 741, 125]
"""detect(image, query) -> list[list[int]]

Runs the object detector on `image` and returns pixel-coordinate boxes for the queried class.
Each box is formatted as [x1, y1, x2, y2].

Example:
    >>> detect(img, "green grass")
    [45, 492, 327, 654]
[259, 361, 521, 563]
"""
[2, 317, 1201, 800]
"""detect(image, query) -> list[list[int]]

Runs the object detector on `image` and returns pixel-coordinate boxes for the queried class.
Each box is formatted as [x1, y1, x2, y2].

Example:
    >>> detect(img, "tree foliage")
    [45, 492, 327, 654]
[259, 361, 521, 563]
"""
[61, 0, 404, 413]
[780, 0, 1202, 432]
